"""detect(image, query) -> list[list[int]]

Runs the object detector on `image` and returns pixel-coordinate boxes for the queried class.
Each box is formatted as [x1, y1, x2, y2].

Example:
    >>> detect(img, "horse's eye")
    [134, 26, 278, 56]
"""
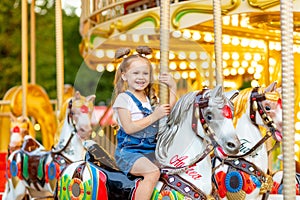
[265, 105, 271, 111]
[206, 114, 213, 121]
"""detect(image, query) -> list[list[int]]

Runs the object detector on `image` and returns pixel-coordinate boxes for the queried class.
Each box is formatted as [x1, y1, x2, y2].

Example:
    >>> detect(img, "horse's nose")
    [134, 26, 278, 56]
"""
[81, 125, 92, 134]
[78, 125, 92, 139]
[226, 137, 241, 154]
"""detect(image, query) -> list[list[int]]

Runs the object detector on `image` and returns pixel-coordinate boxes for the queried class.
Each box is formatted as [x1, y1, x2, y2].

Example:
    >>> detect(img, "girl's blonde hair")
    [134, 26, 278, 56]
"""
[112, 46, 157, 105]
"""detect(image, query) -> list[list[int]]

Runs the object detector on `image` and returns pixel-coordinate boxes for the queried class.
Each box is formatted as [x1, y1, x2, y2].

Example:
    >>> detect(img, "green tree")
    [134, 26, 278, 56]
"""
[0, 0, 114, 105]
[0, 1, 22, 95]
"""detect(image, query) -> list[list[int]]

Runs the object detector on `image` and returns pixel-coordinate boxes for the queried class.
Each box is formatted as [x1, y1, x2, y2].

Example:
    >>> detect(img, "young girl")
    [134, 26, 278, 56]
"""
[112, 46, 177, 200]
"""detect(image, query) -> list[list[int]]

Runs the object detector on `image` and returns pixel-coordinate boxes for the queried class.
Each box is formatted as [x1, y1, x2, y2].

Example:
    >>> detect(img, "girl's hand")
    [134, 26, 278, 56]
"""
[152, 104, 171, 121]
[159, 72, 176, 90]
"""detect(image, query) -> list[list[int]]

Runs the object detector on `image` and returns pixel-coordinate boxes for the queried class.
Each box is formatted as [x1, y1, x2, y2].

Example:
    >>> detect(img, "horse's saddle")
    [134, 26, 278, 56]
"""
[86, 143, 119, 170]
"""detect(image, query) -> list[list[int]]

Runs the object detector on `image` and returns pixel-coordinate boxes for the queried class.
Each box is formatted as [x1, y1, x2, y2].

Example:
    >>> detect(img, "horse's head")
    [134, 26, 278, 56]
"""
[67, 91, 96, 140]
[262, 83, 282, 138]
[236, 82, 282, 141]
[9, 114, 32, 151]
[195, 85, 241, 156]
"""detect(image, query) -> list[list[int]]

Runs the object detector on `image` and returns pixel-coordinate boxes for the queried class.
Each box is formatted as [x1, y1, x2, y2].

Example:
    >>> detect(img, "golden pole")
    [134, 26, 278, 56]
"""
[213, 0, 223, 86]
[159, 0, 170, 105]
[22, 0, 28, 117]
[55, 0, 64, 111]
[280, 0, 295, 199]
[30, 0, 36, 84]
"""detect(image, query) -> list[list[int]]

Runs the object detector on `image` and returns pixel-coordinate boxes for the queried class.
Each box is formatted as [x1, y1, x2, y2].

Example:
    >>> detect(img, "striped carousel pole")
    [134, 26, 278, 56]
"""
[159, 0, 170, 104]
[21, 0, 28, 118]
[55, 0, 64, 111]
[213, 0, 223, 86]
[280, 0, 295, 199]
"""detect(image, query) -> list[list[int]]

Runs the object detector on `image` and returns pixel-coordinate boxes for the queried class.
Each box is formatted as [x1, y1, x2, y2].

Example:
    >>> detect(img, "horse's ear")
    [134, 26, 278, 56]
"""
[277, 87, 282, 94]
[225, 90, 239, 101]
[74, 91, 81, 99]
[10, 112, 17, 122]
[211, 85, 223, 98]
[87, 94, 96, 102]
[21, 116, 30, 123]
[265, 82, 277, 92]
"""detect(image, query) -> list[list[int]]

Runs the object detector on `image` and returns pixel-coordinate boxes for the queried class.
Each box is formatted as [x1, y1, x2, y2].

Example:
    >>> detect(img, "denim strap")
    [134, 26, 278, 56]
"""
[125, 91, 152, 116]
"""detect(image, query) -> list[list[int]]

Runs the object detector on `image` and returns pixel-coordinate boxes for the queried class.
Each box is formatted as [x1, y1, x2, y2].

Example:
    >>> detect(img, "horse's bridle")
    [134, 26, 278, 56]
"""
[51, 99, 78, 163]
[192, 89, 221, 147]
[250, 87, 278, 132]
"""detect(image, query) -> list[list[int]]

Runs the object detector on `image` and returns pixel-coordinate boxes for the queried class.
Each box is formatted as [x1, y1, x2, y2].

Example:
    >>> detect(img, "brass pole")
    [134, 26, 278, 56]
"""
[22, 0, 28, 117]
[55, 0, 64, 111]
[159, 0, 170, 104]
[213, 0, 223, 86]
[30, 0, 36, 84]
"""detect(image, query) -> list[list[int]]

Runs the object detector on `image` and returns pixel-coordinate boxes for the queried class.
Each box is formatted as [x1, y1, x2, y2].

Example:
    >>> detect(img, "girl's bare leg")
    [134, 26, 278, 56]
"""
[130, 157, 160, 200]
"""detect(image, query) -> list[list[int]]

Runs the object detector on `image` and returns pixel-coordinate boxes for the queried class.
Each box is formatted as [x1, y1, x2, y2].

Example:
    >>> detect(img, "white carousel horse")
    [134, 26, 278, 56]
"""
[3, 91, 95, 200]
[56, 85, 241, 199]
[8, 114, 35, 154]
[212, 82, 283, 200]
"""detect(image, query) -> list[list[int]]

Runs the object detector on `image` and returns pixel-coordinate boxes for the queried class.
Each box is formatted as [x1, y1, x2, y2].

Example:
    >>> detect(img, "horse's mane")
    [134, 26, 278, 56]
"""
[156, 91, 198, 163]
[232, 86, 275, 127]
[232, 88, 252, 127]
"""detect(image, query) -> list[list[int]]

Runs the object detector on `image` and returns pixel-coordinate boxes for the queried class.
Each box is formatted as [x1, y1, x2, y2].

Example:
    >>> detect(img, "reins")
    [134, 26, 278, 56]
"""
[51, 99, 78, 156]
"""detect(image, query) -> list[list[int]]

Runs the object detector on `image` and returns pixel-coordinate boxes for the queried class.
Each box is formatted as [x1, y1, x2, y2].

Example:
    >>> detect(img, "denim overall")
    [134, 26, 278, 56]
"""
[114, 91, 158, 175]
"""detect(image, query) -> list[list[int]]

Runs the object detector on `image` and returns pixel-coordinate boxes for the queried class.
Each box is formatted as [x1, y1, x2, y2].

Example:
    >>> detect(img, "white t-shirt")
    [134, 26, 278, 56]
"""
[112, 92, 152, 127]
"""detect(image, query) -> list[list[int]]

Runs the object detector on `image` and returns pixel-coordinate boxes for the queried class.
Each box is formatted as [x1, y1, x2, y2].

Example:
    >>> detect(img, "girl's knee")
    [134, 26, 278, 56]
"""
[145, 168, 160, 182]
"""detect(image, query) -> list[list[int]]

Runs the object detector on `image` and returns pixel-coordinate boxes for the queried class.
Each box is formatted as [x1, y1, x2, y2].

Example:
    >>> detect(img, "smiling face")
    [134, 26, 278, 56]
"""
[122, 58, 151, 92]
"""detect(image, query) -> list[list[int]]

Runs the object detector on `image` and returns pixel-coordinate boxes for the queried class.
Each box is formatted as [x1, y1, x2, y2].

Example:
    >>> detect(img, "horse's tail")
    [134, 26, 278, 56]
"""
[155, 116, 169, 163]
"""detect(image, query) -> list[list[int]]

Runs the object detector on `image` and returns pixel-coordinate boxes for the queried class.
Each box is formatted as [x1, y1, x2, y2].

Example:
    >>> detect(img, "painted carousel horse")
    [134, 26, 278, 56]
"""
[8, 114, 36, 154]
[3, 91, 95, 200]
[212, 82, 283, 200]
[57, 85, 241, 200]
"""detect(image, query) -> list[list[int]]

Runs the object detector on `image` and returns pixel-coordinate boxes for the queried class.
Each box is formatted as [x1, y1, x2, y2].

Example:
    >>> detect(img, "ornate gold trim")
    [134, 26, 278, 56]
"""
[115, 13, 160, 33]
[172, 0, 241, 29]
[248, 0, 280, 10]
[91, 23, 115, 38]
[259, 174, 273, 194]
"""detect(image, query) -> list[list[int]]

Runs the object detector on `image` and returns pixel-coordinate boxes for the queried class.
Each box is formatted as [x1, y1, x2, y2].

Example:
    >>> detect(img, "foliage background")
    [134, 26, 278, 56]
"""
[0, 0, 114, 105]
